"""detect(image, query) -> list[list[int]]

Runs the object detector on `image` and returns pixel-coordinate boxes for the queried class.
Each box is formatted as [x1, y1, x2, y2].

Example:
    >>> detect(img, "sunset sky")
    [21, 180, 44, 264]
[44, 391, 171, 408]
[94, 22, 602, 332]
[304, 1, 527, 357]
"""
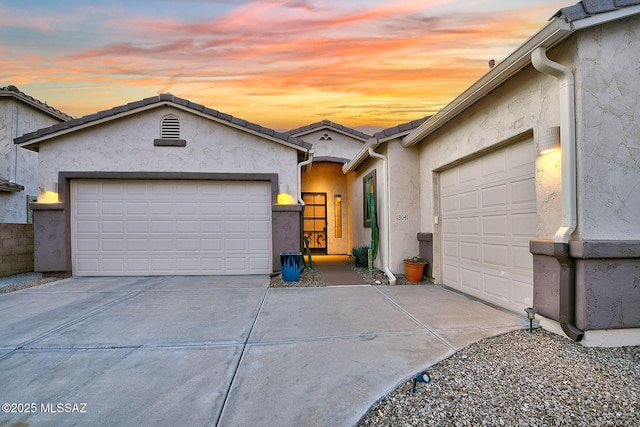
[1, 0, 571, 130]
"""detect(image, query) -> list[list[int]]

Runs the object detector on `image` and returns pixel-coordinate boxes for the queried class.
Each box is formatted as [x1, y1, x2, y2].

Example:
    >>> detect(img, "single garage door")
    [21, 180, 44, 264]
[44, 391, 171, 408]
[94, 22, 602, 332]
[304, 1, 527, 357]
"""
[440, 140, 536, 313]
[72, 180, 272, 276]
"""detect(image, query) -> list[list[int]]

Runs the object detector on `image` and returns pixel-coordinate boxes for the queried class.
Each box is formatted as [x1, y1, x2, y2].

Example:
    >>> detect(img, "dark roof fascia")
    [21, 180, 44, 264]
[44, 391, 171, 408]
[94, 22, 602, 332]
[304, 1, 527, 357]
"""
[0, 85, 72, 121]
[373, 117, 431, 142]
[554, 0, 640, 22]
[14, 94, 311, 152]
[286, 119, 372, 142]
[0, 177, 25, 192]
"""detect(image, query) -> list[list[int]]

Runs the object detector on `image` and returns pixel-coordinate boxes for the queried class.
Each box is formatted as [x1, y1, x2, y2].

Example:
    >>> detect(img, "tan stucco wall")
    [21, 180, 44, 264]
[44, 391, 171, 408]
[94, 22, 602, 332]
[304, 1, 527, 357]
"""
[37, 107, 300, 195]
[0, 99, 62, 223]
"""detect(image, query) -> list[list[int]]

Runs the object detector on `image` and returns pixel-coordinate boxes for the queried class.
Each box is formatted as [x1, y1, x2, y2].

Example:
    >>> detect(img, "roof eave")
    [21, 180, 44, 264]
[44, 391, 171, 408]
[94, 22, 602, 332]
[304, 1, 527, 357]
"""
[343, 137, 378, 174]
[0, 91, 71, 121]
[401, 17, 573, 148]
[16, 100, 311, 152]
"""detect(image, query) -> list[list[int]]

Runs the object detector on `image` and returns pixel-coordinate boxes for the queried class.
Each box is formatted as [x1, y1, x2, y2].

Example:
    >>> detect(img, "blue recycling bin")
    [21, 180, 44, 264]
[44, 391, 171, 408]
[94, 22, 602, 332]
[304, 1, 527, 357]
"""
[280, 251, 303, 281]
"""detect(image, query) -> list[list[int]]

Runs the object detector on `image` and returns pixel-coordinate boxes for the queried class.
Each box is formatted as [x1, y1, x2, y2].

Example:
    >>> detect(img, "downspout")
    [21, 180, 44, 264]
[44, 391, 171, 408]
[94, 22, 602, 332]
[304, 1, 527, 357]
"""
[297, 149, 314, 205]
[368, 145, 397, 285]
[531, 47, 584, 341]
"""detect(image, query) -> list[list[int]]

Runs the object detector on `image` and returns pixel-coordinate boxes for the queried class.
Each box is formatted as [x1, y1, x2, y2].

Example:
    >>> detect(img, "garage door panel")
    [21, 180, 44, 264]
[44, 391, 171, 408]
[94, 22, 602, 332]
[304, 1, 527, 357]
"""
[102, 239, 124, 252]
[484, 273, 510, 300]
[511, 178, 536, 204]
[460, 242, 481, 263]
[513, 245, 533, 271]
[77, 220, 98, 233]
[441, 194, 458, 213]
[461, 269, 481, 290]
[77, 239, 98, 252]
[482, 215, 508, 236]
[441, 139, 535, 312]
[76, 201, 99, 215]
[102, 221, 124, 234]
[459, 190, 479, 210]
[512, 213, 537, 236]
[72, 179, 272, 276]
[481, 151, 507, 179]
[459, 217, 480, 236]
[102, 201, 124, 215]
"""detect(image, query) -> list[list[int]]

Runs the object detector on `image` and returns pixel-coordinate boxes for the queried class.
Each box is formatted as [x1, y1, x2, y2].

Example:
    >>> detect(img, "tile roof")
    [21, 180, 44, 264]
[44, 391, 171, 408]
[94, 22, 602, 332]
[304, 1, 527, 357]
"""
[554, 0, 640, 21]
[0, 85, 72, 120]
[373, 116, 431, 141]
[14, 93, 311, 150]
[285, 119, 372, 141]
[0, 176, 25, 192]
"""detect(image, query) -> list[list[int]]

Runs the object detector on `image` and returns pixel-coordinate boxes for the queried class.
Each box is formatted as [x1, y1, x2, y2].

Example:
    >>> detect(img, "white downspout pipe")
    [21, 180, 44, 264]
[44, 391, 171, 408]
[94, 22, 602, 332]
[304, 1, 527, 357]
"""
[531, 46, 583, 341]
[368, 145, 397, 285]
[297, 149, 314, 205]
[531, 47, 577, 244]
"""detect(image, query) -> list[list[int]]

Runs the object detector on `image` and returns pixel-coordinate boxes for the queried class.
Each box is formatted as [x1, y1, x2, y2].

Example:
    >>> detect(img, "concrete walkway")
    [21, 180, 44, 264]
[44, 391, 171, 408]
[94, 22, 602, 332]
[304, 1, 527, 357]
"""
[0, 270, 527, 426]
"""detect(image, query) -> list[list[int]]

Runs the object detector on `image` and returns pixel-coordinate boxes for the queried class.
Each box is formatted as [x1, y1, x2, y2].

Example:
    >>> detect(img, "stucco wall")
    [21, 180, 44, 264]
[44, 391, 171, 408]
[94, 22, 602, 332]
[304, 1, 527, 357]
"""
[0, 99, 62, 223]
[387, 141, 421, 273]
[301, 129, 366, 160]
[575, 16, 640, 240]
[37, 107, 300, 196]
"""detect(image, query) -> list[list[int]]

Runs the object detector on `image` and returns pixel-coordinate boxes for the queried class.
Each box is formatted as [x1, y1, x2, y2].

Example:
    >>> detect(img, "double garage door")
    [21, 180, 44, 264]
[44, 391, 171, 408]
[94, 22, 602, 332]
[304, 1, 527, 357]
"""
[72, 180, 272, 276]
[440, 140, 536, 313]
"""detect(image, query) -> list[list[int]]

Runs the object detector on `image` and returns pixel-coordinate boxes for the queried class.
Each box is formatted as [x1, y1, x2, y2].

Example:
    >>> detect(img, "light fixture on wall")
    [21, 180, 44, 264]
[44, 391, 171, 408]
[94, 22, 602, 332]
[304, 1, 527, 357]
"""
[38, 181, 59, 204]
[277, 183, 295, 205]
[534, 127, 560, 155]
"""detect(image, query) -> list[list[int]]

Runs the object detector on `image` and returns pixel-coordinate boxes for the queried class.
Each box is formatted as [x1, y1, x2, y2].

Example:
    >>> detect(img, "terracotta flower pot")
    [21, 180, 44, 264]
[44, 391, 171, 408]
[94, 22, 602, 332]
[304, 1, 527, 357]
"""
[404, 261, 426, 282]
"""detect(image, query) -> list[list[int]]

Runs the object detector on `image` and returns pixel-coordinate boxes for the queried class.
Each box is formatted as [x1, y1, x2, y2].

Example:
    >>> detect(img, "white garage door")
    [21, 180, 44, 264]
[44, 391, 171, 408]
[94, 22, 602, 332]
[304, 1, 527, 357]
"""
[440, 140, 536, 312]
[72, 180, 272, 276]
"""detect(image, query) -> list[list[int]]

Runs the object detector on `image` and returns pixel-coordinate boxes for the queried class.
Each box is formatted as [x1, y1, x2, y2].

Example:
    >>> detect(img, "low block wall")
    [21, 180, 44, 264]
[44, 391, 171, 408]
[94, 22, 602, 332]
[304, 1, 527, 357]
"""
[0, 223, 34, 277]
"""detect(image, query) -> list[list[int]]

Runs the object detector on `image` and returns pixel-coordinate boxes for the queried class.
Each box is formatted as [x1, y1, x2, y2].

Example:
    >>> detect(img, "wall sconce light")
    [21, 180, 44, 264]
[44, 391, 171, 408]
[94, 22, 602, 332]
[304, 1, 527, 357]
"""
[277, 183, 295, 205]
[38, 181, 59, 203]
[534, 127, 560, 155]
[524, 307, 537, 333]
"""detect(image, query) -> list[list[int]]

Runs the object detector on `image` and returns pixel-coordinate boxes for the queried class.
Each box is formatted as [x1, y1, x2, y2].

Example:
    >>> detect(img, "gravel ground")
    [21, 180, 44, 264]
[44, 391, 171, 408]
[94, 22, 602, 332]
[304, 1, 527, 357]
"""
[0, 275, 61, 293]
[358, 328, 639, 426]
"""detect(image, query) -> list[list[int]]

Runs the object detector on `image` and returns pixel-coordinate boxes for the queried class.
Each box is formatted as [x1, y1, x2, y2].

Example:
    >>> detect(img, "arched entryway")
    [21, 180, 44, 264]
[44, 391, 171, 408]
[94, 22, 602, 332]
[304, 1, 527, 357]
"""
[301, 161, 349, 255]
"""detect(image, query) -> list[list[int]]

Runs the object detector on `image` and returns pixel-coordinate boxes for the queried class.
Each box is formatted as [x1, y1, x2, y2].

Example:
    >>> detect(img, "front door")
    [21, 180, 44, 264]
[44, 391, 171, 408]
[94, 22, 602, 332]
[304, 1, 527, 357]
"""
[302, 192, 327, 254]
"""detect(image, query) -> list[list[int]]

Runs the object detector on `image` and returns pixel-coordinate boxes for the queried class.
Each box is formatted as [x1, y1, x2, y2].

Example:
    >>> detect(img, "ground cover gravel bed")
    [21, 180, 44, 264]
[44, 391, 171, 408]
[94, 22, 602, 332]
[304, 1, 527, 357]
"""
[358, 329, 639, 426]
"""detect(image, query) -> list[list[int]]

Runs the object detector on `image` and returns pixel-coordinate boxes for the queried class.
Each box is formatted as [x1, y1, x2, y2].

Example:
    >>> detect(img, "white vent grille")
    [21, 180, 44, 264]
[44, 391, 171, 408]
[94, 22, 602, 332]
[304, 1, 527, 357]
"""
[161, 114, 180, 139]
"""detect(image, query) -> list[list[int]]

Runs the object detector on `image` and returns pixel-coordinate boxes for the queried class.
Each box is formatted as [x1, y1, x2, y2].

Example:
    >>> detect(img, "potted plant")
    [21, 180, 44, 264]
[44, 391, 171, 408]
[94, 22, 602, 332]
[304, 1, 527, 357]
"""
[403, 256, 427, 282]
[351, 246, 369, 268]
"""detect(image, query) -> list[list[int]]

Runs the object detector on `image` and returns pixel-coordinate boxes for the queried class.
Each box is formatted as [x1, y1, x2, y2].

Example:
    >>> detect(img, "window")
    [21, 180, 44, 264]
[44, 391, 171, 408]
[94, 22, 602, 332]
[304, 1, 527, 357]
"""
[363, 170, 376, 228]
[334, 195, 342, 238]
[154, 114, 186, 146]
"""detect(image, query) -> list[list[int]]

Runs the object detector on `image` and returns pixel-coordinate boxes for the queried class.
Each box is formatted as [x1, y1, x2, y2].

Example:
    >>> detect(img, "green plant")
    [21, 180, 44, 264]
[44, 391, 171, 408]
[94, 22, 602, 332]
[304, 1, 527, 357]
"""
[404, 255, 427, 264]
[352, 246, 369, 267]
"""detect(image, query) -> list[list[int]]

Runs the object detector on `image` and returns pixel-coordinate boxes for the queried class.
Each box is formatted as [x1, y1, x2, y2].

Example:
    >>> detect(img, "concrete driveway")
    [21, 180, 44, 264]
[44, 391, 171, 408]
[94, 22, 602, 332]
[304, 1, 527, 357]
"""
[0, 276, 526, 426]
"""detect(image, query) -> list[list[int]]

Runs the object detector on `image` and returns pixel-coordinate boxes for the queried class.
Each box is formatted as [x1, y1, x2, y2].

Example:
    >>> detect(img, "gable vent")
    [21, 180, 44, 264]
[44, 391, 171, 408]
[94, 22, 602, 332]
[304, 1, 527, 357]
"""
[161, 114, 181, 139]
